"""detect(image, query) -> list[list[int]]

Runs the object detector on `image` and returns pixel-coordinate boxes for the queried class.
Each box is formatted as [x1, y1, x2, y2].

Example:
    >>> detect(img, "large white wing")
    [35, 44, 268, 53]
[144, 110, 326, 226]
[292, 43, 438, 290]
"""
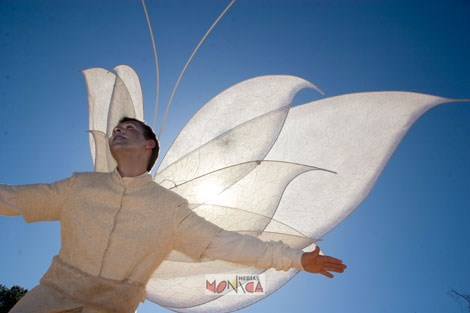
[264, 91, 457, 239]
[151, 76, 458, 312]
[84, 68, 459, 312]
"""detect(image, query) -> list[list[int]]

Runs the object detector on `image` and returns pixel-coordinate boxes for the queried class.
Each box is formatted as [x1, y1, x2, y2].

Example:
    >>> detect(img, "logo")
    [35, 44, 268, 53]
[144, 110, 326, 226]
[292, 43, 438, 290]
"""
[205, 274, 265, 296]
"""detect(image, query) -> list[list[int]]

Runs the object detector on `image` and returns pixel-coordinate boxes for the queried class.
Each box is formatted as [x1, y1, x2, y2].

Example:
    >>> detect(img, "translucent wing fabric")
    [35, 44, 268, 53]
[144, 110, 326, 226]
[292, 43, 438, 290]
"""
[84, 66, 457, 312]
[83, 65, 144, 172]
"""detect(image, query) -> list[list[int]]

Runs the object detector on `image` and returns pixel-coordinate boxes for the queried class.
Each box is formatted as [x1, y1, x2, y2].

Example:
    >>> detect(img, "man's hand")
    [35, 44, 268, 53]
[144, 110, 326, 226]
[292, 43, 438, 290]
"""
[301, 246, 347, 278]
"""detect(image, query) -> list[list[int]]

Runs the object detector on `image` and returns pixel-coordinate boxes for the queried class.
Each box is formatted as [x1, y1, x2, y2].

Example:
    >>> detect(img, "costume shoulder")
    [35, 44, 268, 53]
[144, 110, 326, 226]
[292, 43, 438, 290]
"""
[71, 171, 111, 181]
[67, 171, 115, 189]
[152, 181, 188, 207]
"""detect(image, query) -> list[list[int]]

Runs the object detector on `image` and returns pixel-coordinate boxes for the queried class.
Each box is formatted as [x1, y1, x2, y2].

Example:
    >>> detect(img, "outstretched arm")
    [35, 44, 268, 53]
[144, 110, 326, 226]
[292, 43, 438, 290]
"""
[203, 229, 347, 277]
[175, 204, 347, 276]
[301, 246, 346, 278]
[0, 176, 75, 222]
[202, 230, 304, 271]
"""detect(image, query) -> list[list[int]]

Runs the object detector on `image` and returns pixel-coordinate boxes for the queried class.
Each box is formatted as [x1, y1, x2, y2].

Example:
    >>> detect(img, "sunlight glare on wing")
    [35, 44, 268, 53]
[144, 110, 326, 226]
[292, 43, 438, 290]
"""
[196, 180, 223, 203]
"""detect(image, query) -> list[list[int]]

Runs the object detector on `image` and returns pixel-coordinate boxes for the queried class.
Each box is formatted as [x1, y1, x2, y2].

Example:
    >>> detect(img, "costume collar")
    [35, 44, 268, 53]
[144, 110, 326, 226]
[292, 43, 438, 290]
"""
[111, 168, 154, 187]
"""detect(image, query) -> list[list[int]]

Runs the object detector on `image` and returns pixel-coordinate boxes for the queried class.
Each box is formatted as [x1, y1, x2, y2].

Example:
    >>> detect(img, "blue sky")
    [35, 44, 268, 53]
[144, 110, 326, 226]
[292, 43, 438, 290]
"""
[1, 1, 469, 312]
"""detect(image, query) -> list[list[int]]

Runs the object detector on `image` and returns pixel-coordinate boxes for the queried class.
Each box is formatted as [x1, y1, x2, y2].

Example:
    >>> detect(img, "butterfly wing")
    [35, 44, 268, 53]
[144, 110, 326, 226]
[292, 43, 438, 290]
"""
[264, 91, 458, 239]
[150, 76, 457, 312]
[84, 68, 458, 312]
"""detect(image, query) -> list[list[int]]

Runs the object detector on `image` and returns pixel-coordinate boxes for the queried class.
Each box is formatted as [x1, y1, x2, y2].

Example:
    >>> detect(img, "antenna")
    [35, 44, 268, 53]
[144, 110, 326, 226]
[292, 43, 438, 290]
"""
[141, 0, 160, 130]
[157, 0, 237, 140]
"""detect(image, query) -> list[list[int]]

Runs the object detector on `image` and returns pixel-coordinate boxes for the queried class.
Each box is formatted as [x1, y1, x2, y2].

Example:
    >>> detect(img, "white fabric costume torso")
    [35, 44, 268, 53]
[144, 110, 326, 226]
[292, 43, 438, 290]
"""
[0, 169, 303, 312]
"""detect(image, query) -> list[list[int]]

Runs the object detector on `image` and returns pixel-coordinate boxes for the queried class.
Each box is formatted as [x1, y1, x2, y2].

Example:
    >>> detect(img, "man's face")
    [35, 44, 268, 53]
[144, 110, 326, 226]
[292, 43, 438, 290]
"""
[108, 121, 150, 152]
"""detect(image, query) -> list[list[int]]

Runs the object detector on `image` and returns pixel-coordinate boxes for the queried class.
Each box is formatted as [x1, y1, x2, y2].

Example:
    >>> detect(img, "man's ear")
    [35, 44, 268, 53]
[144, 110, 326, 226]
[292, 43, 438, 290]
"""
[145, 139, 157, 149]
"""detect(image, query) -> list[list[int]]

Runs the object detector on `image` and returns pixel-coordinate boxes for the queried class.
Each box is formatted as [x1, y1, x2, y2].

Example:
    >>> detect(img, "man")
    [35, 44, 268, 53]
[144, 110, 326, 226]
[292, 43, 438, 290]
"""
[0, 117, 346, 313]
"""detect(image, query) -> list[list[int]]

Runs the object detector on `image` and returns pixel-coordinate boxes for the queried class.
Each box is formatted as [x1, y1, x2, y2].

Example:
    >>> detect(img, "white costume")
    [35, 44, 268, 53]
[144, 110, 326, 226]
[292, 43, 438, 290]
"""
[1, 169, 303, 313]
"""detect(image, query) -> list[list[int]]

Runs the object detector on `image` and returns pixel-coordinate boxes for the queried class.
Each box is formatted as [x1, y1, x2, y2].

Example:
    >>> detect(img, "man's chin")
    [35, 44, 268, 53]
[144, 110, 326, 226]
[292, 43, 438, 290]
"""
[109, 143, 127, 154]
[109, 140, 128, 147]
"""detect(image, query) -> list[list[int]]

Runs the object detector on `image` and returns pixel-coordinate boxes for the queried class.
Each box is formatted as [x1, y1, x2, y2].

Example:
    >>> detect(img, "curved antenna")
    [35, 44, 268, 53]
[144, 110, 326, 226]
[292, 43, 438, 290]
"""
[158, 0, 237, 140]
[141, 0, 160, 130]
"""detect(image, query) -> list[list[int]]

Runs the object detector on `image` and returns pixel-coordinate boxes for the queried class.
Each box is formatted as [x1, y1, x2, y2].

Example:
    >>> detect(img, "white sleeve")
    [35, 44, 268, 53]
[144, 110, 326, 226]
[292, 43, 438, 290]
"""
[202, 230, 304, 271]
[0, 184, 19, 216]
[0, 175, 75, 222]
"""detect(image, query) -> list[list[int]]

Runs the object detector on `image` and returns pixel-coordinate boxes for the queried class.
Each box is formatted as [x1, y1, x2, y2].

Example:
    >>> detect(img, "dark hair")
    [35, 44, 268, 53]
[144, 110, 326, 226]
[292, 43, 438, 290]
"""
[119, 117, 159, 172]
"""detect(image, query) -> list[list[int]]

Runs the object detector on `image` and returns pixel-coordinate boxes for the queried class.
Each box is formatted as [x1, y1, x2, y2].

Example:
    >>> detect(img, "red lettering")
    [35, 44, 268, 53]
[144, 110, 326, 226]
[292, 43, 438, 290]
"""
[216, 281, 227, 293]
[206, 280, 216, 293]
[245, 282, 254, 293]
[255, 281, 264, 293]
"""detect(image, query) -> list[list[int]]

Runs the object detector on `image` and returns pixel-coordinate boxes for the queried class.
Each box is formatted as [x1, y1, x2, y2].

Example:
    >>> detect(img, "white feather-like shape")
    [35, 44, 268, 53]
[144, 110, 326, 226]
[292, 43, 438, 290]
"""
[85, 69, 461, 312]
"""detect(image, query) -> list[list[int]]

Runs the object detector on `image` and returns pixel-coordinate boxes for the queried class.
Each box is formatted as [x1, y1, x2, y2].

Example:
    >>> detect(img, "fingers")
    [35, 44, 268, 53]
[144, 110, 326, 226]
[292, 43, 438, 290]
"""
[324, 263, 346, 273]
[305, 246, 347, 278]
[314, 247, 343, 265]
[313, 246, 320, 257]
[318, 255, 347, 273]
[323, 256, 343, 264]
[319, 270, 333, 278]
[319, 264, 346, 278]
[319, 255, 346, 269]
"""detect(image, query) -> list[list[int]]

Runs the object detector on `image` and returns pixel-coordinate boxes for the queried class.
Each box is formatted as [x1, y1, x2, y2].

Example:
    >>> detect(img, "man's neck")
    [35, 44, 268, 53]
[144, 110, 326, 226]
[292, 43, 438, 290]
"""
[116, 166, 148, 178]
[115, 156, 148, 177]
[110, 146, 151, 178]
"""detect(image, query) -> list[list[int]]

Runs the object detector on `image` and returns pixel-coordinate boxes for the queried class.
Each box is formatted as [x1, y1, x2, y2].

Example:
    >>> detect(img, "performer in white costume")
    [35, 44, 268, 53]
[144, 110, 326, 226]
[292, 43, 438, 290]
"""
[0, 117, 346, 313]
